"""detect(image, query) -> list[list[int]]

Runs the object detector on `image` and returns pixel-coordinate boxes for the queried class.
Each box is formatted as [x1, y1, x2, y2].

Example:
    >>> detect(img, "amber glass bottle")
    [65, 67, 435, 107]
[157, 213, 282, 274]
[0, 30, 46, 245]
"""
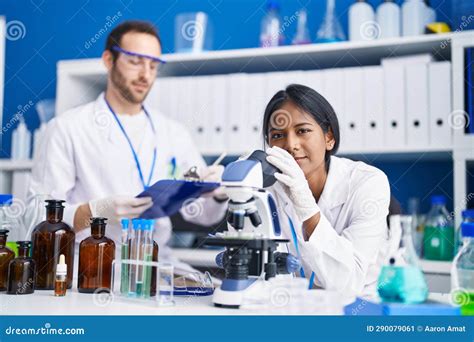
[0, 229, 15, 291]
[78, 217, 115, 293]
[31, 200, 75, 290]
[7, 241, 36, 295]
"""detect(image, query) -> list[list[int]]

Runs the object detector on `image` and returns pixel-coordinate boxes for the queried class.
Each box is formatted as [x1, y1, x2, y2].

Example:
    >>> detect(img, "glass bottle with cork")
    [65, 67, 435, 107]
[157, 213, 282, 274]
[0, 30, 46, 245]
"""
[78, 217, 115, 293]
[31, 199, 75, 290]
[7, 241, 36, 295]
[0, 229, 15, 291]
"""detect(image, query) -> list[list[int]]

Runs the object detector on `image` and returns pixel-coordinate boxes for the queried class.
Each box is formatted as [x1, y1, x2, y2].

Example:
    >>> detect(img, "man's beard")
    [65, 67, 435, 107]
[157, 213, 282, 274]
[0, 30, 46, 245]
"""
[110, 64, 150, 104]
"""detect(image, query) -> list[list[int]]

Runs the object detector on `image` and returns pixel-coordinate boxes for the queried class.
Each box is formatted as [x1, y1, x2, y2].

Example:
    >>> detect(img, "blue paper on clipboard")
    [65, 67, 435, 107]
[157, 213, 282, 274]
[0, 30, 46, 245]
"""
[136, 180, 220, 219]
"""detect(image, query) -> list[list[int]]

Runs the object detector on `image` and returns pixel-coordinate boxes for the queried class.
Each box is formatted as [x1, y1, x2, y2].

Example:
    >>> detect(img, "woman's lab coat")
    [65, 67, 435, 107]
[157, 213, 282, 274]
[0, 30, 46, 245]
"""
[27, 93, 226, 268]
[269, 156, 391, 298]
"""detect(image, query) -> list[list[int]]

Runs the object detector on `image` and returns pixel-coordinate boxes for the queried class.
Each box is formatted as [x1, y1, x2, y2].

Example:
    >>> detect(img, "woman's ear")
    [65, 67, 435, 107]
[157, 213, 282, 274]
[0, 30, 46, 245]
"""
[325, 129, 335, 151]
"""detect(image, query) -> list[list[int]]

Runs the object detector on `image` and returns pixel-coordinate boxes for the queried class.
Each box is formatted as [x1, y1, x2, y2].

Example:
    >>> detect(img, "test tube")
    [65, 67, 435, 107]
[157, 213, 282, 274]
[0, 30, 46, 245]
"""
[120, 219, 130, 295]
[128, 219, 140, 296]
[141, 220, 154, 298]
[157, 263, 174, 306]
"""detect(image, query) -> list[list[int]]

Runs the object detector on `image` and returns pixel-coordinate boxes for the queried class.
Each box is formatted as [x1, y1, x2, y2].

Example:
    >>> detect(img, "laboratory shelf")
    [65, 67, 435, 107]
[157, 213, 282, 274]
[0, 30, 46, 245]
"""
[58, 32, 455, 78]
[418, 259, 452, 275]
[0, 159, 34, 171]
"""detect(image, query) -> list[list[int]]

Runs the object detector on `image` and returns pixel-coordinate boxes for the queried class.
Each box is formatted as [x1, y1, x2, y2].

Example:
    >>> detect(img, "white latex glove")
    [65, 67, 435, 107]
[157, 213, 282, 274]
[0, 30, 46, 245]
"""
[89, 196, 153, 224]
[266, 146, 320, 222]
[199, 165, 228, 200]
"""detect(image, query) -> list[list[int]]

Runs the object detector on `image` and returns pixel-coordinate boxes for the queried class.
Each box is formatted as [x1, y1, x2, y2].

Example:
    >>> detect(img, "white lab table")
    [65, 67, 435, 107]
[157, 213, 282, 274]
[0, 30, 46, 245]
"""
[0, 290, 451, 316]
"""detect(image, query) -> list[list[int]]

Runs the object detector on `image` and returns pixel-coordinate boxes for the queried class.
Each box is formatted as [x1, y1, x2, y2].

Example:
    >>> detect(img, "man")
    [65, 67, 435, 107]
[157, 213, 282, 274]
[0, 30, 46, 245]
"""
[28, 21, 226, 267]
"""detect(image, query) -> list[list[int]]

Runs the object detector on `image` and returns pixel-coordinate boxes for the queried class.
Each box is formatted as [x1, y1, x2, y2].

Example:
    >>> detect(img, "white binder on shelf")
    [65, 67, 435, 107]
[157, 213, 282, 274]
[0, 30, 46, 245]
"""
[322, 68, 345, 151]
[428, 61, 452, 148]
[363, 66, 385, 148]
[177, 76, 199, 144]
[148, 77, 177, 119]
[302, 69, 324, 95]
[264, 71, 288, 101]
[194, 76, 212, 153]
[284, 70, 305, 87]
[246, 73, 266, 152]
[209, 74, 228, 154]
[343, 67, 365, 150]
[383, 64, 406, 148]
[405, 63, 430, 147]
[226, 73, 248, 155]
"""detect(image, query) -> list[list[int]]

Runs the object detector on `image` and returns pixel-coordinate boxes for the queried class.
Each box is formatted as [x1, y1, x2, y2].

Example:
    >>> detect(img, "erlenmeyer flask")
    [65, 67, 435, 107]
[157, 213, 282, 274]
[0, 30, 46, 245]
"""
[378, 215, 428, 304]
[316, 0, 346, 43]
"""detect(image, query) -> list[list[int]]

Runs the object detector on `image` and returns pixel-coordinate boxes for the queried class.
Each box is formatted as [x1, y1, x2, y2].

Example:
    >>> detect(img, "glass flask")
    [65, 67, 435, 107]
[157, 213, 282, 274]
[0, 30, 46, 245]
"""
[378, 215, 428, 304]
[78, 217, 115, 293]
[7, 241, 36, 295]
[316, 0, 346, 43]
[451, 222, 474, 315]
[31, 200, 75, 290]
[0, 229, 15, 291]
[423, 195, 454, 261]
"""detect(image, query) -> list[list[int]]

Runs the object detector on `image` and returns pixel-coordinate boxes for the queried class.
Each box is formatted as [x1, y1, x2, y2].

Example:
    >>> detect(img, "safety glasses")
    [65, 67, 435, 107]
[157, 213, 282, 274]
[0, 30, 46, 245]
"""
[111, 45, 166, 71]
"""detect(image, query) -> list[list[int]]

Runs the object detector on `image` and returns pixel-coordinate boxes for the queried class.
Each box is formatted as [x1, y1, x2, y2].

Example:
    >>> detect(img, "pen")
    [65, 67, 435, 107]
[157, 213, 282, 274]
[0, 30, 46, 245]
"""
[212, 152, 227, 167]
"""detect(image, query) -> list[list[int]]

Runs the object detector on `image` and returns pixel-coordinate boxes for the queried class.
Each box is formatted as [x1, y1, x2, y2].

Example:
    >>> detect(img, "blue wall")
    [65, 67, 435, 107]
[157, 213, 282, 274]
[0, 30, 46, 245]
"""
[0, 0, 462, 213]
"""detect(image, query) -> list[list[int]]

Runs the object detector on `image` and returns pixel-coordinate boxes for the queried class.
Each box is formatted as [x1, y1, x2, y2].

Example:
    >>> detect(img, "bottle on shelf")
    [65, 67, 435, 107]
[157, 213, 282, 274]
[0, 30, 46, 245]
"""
[316, 0, 346, 43]
[31, 200, 75, 290]
[451, 222, 474, 315]
[424, 0, 436, 26]
[349, 0, 376, 41]
[456, 210, 474, 254]
[7, 241, 36, 295]
[402, 0, 427, 36]
[78, 217, 115, 293]
[0, 229, 15, 291]
[376, 0, 401, 39]
[292, 9, 311, 45]
[259, 0, 283, 48]
[11, 117, 32, 160]
[423, 195, 455, 261]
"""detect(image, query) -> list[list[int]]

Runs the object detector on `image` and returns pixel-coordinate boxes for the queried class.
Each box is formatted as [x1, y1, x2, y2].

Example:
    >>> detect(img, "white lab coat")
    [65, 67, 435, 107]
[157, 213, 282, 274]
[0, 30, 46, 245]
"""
[27, 93, 226, 270]
[269, 156, 391, 298]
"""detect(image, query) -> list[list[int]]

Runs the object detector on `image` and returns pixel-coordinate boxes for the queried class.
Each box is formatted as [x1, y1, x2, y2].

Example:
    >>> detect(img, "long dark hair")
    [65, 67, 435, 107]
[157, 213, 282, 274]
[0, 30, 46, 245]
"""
[262, 84, 340, 166]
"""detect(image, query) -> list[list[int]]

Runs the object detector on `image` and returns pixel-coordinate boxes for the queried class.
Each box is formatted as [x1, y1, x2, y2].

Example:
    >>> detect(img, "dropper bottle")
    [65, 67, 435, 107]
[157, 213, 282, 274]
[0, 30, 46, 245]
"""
[54, 254, 67, 296]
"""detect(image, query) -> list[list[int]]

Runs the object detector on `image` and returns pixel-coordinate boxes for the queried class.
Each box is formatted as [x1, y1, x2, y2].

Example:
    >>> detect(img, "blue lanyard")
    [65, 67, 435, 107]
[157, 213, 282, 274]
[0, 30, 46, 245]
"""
[105, 99, 157, 190]
[288, 216, 315, 289]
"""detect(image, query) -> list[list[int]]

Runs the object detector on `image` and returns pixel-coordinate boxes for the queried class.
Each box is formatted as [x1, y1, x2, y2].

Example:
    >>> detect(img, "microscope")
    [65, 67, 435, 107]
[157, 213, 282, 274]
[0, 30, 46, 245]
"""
[206, 150, 300, 308]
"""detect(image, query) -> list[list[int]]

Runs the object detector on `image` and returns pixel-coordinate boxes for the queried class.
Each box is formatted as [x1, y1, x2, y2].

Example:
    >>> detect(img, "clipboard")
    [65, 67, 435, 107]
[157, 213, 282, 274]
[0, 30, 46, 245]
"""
[136, 180, 220, 219]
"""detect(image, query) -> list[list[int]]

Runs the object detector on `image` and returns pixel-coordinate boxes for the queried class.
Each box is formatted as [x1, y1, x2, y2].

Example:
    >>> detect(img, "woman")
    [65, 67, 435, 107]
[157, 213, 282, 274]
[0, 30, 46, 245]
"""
[264, 84, 391, 298]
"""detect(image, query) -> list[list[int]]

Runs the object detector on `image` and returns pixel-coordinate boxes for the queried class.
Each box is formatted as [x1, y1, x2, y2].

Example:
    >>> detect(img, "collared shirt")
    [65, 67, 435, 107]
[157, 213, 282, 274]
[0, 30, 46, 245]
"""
[268, 155, 391, 298]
